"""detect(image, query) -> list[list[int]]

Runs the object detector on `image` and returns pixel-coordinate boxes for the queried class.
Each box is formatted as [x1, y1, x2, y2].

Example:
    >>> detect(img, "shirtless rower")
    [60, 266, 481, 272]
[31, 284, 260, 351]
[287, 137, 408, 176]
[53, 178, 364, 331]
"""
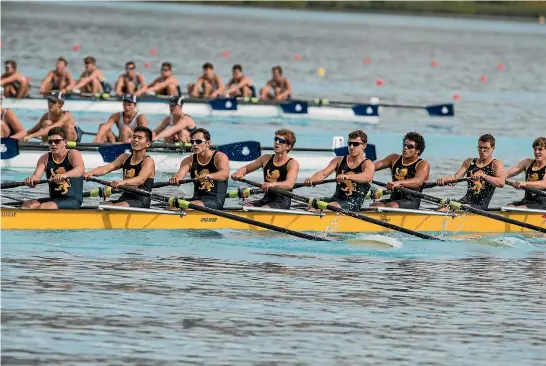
[225, 64, 256, 98]
[93, 94, 148, 143]
[231, 129, 300, 209]
[23, 91, 79, 142]
[168, 128, 230, 209]
[115, 61, 148, 96]
[260, 65, 292, 101]
[153, 95, 196, 143]
[436, 134, 505, 210]
[72, 56, 110, 94]
[371, 132, 430, 209]
[188, 62, 224, 98]
[84, 126, 156, 208]
[1, 60, 30, 98]
[39, 57, 75, 95]
[505, 136, 546, 209]
[147, 62, 181, 97]
[304, 130, 375, 211]
[1, 107, 26, 140]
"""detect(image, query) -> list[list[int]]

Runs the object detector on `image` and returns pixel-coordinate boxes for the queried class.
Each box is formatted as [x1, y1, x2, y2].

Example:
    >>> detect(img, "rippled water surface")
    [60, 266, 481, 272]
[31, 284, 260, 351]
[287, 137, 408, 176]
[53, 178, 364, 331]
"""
[2, 2, 546, 365]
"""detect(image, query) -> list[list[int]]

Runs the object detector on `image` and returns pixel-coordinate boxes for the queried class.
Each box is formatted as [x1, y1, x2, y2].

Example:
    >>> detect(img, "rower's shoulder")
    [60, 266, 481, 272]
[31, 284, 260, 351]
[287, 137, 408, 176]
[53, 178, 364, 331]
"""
[519, 157, 534, 167]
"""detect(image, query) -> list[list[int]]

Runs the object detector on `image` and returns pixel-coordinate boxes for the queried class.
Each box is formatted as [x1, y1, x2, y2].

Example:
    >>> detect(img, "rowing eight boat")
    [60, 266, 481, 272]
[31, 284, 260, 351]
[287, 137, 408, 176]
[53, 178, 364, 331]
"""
[2, 206, 544, 233]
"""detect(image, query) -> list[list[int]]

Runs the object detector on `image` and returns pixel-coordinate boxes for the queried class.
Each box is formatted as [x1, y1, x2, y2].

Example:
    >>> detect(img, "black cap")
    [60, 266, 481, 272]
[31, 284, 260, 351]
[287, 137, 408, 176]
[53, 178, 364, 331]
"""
[47, 90, 65, 103]
[122, 94, 137, 104]
[168, 95, 185, 106]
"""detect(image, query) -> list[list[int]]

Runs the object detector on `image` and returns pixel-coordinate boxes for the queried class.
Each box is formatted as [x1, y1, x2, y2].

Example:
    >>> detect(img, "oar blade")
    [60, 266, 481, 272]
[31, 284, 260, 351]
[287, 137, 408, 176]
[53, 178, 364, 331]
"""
[217, 141, 261, 162]
[425, 103, 454, 117]
[98, 144, 132, 163]
[1, 138, 20, 160]
[334, 143, 377, 161]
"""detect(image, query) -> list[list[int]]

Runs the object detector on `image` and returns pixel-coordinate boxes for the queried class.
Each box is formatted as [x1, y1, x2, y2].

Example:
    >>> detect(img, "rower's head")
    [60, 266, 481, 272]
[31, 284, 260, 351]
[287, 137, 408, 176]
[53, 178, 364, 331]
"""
[232, 64, 243, 79]
[161, 62, 172, 77]
[4, 60, 16, 74]
[83, 56, 96, 72]
[56, 57, 68, 72]
[47, 91, 65, 113]
[190, 128, 211, 154]
[532, 137, 546, 161]
[47, 127, 67, 153]
[477, 134, 495, 159]
[202, 62, 214, 79]
[168, 95, 185, 114]
[272, 65, 283, 81]
[125, 61, 136, 77]
[402, 132, 425, 158]
[131, 126, 153, 151]
[274, 129, 296, 153]
[122, 94, 137, 113]
[347, 130, 367, 157]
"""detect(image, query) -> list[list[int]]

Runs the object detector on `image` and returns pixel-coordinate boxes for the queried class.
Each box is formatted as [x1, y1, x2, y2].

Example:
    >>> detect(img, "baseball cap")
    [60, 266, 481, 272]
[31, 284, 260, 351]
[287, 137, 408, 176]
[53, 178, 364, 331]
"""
[168, 95, 185, 106]
[47, 90, 65, 103]
[122, 94, 137, 104]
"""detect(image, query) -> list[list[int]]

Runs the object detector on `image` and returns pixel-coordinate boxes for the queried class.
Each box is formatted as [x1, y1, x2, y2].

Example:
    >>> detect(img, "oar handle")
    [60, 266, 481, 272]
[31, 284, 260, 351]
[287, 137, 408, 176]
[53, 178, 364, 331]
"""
[422, 177, 470, 189]
[506, 180, 546, 197]
[293, 178, 337, 189]
[152, 179, 196, 189]
[1, 179, 48, 189]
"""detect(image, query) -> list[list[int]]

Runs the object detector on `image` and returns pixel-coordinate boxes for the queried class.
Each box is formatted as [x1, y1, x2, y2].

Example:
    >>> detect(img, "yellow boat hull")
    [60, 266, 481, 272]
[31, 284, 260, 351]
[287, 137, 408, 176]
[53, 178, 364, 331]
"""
[1, 208, 545, 233]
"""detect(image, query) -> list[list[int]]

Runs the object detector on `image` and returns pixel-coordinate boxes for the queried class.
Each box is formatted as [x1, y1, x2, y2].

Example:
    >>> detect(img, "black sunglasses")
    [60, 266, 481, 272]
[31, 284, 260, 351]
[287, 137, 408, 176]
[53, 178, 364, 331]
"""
[48, 138, 65, 145]
[348, 141, 364, 147]
[190, 139, 206, 145]
[274, 137, 287, 144]
[126, 66, 135, 71]
[161, 68, 170, 72]
[403, 143, 416, 149]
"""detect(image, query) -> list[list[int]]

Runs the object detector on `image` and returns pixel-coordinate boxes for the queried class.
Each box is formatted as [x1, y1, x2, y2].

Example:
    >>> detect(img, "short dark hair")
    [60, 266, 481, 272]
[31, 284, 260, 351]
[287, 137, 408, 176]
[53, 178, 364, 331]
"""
[161, 62, 172, 70]
[403, 132, 425, 155]
[125, 60, 135, 68]
[190, 128, 211, 141]
[232, 64, 242, 72]
[5, 60, 17, 69]
[84, 56, 96, 64]
[272, 65, 283, 75]
[348, 130, 367, 144]
[533, 137, 546, 148]
[57, 57, 68, 66]
[48, 127, 67, 139]
[133, 126, 153, 142]
[202, 62, 213, 70]
[478, 134, 495, 148]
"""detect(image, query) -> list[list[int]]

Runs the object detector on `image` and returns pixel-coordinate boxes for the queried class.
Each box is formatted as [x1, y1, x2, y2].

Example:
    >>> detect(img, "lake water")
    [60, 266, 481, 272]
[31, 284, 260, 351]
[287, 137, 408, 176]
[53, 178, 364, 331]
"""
[1, 2, 545, 365]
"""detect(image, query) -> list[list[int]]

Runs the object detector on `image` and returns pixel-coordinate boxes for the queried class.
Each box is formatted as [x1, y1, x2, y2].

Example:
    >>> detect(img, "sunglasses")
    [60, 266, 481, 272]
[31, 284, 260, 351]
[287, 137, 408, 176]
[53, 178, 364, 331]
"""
[48, 138, 65, 145]
[126, 66, 135, 71]
[477, 146, 492, 151]
[274, 137, 287, 144]
[190, 139, 206, 145]
[348, 141, 364, 147]
[403, 143, 416, 149]
[161, 68, 170, 72]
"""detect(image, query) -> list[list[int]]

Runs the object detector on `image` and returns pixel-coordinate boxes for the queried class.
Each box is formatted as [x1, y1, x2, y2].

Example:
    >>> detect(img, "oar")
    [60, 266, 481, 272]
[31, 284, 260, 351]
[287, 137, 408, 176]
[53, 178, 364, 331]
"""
[152, 179, 195, 189]
[506, 180, 546, 198]
[83, 185, 262, 200]
[372, 180, 546, 234]
[1, 180, 48, 189]
[87, 177, 330, 241]
[422, 177, 470, 189]
[238, 178, 443, 240]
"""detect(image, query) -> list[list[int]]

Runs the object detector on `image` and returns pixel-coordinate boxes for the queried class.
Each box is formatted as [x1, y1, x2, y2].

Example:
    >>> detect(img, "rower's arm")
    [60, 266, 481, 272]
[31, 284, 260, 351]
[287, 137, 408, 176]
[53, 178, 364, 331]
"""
[119, 157, 155, 187]
[65, 72, 76, 91]
[453, 158, 472, 179]
[225, 77, 250, 94]
[374, 154, 398, 171]
[93, 113, 117, 143]
[276, 79, 292, 100]
[349, 159, 376, 183]
[136, 114, 148, 127]
[152, 116, 170, 138]
[190, 78, 204, 97]
[134, 74, 148, 96]
[114, 75, 125, 95]
[308, 157, 342, 182]
[1, 73, 21, 85]
[172, 156, 193, 181]
[66, 150, 85, 178]
[482, 159, 505, 188]
[25, 112, 73, 140]
[273, 159, 300, 190]
[239, 154, 269, 176]
[147, 78, 170, 93]
[153, 116, 191, 141]
[207, 152, 230, 181]
[25, 115, 46, 136]
[260, 81, 273, 99]
[85, 153, 128, 177]
[73, 72, 92, 90]
[28, 153, 48, 183]
[209, 77, 225, 98]
[399, 160, 430, 189]
[5, 110, 26, 140]
[505, 158, 531, 178]
[39, 72, 54, 94]
[524, 171, 546, 189]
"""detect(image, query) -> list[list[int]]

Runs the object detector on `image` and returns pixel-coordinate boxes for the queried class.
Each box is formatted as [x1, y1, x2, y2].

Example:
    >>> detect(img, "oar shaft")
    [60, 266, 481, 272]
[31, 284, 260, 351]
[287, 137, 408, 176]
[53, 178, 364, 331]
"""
[422, 177, 470, 189]
[1, 179, 48, 189]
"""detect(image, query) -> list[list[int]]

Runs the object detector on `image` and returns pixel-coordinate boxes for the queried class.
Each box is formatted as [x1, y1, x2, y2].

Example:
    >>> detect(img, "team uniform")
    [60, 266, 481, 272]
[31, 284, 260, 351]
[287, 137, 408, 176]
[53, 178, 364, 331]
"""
[378, 156, 423, 209]
[251, 156, 293, 210]
[458, 158, 497, 210]
[189, 151, 228, 209]
[509, 161, 546, 209]
[119, 74, 142, 94]
[110, 154, 154, 208]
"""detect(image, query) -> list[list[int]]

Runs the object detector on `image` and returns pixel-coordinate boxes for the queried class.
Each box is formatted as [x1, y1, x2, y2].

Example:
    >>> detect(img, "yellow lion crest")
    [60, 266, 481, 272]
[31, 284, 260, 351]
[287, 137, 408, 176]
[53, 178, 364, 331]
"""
[266, 169, 280, 182]
[340, 170, 355, 196]
[124, 168, 136, 179]
[528, 173, 539, 182]
[195, 169, 214, 192]
[394, 167, 408, 181]
[50, 167, 71, 195]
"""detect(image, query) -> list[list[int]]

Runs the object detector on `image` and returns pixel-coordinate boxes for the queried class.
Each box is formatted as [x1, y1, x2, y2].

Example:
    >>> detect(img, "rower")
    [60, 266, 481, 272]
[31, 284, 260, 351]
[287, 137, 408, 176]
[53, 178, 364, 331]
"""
[22, 127, 84, 210]
[72, 56, 111, 95]
[259, 65, 292, 101]
[436, 134, 505, 210]
[147, 62, 181, 97]
[225, 64, 256, 98]
[231, 129, 299, 209]
[371, 132, 430, 209]
[24, 91, 80, 142]
[188, 62, 224, 98]
[506, 136, 546, 209]
[93, 94, 148, 143]
[1, 107, 26, 140]
[83, 126, 155, 208]
[168, 128, 230, 209]
[152, 95, 196, 143]
[304, 130, 375, 211]
[115, 61, 148, 96]
[39, 57, 75, 95]
[1, 60, 30, 98]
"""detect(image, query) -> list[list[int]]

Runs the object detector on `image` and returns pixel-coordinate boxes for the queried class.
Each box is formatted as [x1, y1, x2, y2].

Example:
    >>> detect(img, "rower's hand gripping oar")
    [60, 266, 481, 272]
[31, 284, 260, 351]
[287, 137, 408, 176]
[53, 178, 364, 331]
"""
[506, 180, 546, 198]
[87, 177, 330, 242]
[237, 178, 443, 241]
[373, 180, 546, 234]
[1, 179, 48, 189]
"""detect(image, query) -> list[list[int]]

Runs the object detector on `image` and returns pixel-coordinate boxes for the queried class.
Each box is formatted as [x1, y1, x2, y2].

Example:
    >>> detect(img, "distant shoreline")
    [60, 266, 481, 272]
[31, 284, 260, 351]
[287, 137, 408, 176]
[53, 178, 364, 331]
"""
[187, 1, 546, 23]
